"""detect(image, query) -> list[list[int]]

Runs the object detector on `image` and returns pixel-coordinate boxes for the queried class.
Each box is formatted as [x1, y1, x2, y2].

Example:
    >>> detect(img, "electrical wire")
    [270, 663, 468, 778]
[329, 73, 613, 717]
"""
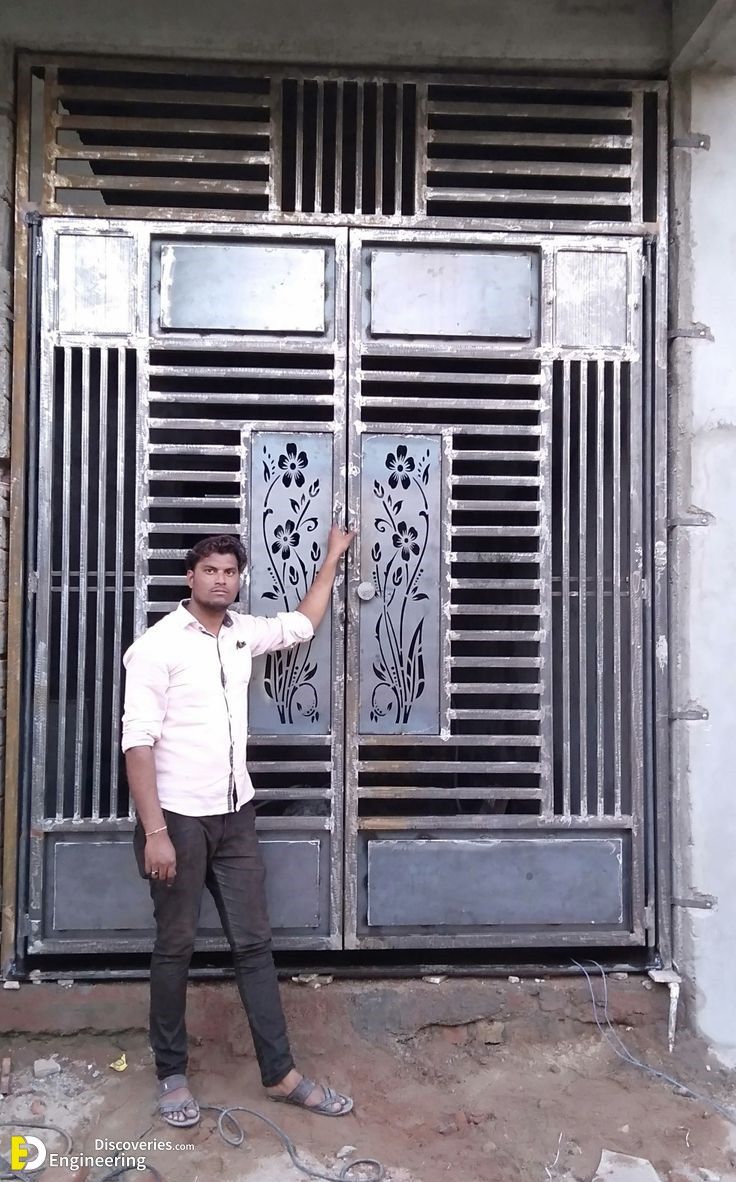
[572, 959, 736, 1126]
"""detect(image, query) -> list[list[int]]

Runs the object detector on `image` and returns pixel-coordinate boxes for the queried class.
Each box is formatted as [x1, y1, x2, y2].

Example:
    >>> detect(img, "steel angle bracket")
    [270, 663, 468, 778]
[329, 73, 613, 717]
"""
[668, 322, 713, 342]
[671, 133, 710, 151]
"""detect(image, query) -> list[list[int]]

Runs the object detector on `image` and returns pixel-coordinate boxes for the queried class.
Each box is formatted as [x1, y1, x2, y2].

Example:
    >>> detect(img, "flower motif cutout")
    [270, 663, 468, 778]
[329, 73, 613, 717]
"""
[278, 442, 308, 488]
[271, 520, 301, 559]
[392, 521, 420, 561]
[385, 445, 415, 490]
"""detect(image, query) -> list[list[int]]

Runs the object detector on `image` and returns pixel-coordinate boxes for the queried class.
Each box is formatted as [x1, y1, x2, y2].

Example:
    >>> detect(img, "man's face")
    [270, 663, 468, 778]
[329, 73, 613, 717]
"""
[186, 552, 242, 610]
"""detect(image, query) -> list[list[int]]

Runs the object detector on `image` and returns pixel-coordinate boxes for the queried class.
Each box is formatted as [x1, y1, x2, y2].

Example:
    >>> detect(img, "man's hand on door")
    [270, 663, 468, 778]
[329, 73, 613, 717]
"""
[296, 524, 357, 631]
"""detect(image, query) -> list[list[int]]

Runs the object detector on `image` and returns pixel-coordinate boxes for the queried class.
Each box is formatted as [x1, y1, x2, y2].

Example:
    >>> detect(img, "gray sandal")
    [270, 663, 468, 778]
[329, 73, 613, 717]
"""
[268, 1075, 353, 1117]
[158, 1074, 200, 1128]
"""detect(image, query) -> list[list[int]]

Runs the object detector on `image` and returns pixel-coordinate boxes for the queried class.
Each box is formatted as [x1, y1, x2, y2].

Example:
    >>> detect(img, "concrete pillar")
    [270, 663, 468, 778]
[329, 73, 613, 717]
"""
[670, 68, 736, 1060]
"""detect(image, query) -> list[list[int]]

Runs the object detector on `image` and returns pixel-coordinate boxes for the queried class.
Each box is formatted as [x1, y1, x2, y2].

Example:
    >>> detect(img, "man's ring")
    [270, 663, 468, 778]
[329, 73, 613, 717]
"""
[151, 870, 159, 878]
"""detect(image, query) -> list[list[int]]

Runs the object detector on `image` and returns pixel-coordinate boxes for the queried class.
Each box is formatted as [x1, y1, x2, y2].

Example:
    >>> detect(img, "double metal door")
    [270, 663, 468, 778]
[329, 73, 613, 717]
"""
[22, 217, 651, 956]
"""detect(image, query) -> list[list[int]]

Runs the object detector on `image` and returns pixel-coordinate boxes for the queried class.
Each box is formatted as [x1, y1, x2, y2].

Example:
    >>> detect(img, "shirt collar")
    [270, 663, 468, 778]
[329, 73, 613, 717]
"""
[174, 599, 234, 630]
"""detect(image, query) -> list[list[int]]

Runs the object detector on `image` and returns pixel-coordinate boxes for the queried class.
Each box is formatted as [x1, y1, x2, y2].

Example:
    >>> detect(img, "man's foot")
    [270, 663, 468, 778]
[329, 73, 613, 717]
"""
[158, 1074, 201, 1128]
[266, 1068, 353, 1117]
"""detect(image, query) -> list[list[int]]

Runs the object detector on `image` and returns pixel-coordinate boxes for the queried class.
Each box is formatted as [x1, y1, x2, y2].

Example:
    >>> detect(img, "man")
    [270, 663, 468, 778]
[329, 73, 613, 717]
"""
[122, 527, 356, 1128]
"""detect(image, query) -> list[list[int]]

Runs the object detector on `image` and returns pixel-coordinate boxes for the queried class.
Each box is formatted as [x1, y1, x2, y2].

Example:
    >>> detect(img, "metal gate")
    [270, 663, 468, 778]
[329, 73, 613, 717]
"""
[20, 214, 653, 955]
[9, 58, 668, 963]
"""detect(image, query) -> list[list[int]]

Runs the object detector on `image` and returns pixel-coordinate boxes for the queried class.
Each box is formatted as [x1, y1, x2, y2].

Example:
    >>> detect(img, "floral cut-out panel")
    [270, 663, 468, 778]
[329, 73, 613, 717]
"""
[248, 432, 333, 734]
[359, 435, 442, 734]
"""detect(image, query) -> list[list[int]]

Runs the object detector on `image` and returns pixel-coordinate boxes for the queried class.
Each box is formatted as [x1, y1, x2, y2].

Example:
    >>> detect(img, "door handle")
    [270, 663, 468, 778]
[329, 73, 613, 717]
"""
[356, 581, 376, 602]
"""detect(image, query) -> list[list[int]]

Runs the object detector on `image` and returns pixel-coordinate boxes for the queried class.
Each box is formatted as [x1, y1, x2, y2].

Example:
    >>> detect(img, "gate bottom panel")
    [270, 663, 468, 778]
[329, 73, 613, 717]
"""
[29, 826, 338, 954]
[352, 827, 641, 949]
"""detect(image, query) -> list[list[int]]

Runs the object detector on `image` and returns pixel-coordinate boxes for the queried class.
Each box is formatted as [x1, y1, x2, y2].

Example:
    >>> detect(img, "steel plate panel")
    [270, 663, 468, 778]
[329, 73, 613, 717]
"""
[365, 835, 625, 927]
[157, 242, 327, 333]
[57, 233, 135, 334]
[554, 250, 629, 347]
[369, 248, 535, 339]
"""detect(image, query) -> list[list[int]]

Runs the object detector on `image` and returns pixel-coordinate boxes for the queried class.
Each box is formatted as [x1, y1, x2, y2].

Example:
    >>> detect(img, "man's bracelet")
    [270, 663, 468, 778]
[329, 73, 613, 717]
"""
[145, 825, 168, 837]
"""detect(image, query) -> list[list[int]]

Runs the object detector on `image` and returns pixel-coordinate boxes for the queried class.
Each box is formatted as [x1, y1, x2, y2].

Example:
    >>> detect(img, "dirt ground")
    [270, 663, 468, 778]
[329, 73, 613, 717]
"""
[0, 977, 735, 1182]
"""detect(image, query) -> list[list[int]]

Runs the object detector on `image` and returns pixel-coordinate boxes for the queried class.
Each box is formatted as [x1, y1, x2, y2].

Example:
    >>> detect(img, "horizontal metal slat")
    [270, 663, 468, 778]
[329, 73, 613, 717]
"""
[148, 366, 335, 380]
[53, 145, 271, 166]
[426, 100, 632, 120]
[360, 371, 540, 386]
[453, 475, 540, 486]
[54, 174, 270, 195]
[450, 629, 542, 641]
[451, 499, 541, 511]
[450, 682, 542, 693]
[57, 84, 271, 108]
[449, 708, 541, 720]
[425, 186, 631, 206]
[450, 655, 541, 667]
[451, 604, 540, 616]
[451, 449, 540, 461]
[55, 114, 271, 136]
[428, 129, 633, 148]
[450, 578, 540, 589]
[361, 397, 541, 411]
[451, 525, 540, 536]
[148, 496, 241, 508]
[427, 158, 631, 179]
[357, 786, 542, 798]
[359, 760, 540, 772]
[150, 392, 334, 405]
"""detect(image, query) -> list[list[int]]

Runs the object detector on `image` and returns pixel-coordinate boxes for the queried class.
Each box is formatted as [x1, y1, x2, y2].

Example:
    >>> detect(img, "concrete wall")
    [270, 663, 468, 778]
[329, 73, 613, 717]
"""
[670, 69, 736, 1061]
[1, 0, 670, 73]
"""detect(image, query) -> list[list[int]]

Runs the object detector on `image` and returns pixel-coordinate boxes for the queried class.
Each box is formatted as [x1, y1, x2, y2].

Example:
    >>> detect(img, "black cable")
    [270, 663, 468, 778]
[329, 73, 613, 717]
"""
[573, 959, 736, 1126]
[199, 1104, 384, 1181]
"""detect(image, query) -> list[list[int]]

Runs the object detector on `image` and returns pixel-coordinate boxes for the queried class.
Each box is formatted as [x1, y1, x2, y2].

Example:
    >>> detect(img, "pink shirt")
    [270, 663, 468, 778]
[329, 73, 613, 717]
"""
[121, 600, 314, 816]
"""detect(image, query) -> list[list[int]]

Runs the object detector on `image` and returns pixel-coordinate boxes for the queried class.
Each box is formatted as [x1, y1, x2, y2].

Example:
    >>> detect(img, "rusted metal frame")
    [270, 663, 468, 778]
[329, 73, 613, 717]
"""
[17, 53, 667, 92]
[629, 88, 645, 226]
[595, 361, 606, 818]
[90, 349, 109, 819]
[424, 188, 632, 207]
[2, 60, 34, 972]
[54, 175, 270, 195]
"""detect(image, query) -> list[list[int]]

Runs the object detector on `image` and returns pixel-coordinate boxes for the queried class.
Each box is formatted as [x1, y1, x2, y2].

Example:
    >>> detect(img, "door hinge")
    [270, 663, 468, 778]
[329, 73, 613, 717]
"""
[29, 570, 39, 594]
[671, 132, 710, 151]
[667, 506, 714, 529]
[643, 903, 655, 935]
[670, 702, 709, 722]
[668, 322, 713, 342]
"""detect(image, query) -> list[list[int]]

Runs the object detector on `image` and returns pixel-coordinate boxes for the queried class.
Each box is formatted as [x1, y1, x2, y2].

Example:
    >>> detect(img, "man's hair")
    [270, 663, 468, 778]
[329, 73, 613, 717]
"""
[185, 535, 248, 574]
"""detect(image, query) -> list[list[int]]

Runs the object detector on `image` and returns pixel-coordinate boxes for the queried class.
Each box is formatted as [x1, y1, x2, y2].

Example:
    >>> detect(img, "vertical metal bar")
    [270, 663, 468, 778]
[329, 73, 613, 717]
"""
[439, 430, 453, 738]
[355, 82, 364, 215]
[652, 87, 672, 961]
[578, 361, 588, 814]
[294, 79, 304, 214]
[41, 66, 58, 211]
[56, 346, 73, 821]
[334, 80, 344, 213]
[375, 83, 384, 215]
[538, 361, 555, 818]
[394, 84, 404, 216]
[91, 349, 108, 819]
[3, 61, 34, 970]
[109, 348, 126, 818]
[561, 359, 572, 818]
[314, 82, 324, 215]
[73, 347, 91, 820]
[630, 89, 644, 225]
[612, 362, 623, 818]
[332, 228, 349, 950]
[268, 77, 282, 212]
[414, 82, 429, 217]
[595, 361, 606, 817]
